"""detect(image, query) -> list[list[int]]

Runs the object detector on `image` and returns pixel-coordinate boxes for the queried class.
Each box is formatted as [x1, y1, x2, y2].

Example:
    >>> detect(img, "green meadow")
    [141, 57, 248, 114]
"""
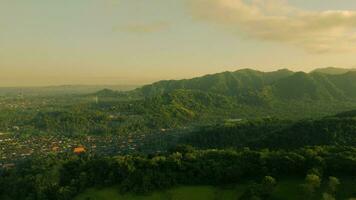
[75, 185, 243, 200]
[75, 177, 356, 200]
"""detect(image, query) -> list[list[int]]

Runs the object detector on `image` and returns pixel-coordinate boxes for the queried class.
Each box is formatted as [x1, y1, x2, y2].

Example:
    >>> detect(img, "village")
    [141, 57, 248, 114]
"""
[0, 93, 185, 169]
[0, 132, 150, 169]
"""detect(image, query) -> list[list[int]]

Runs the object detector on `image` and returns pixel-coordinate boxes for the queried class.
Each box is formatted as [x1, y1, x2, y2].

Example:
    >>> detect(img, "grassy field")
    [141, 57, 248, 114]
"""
[75, 177, 356, 200]
[75, 185, 245, 200]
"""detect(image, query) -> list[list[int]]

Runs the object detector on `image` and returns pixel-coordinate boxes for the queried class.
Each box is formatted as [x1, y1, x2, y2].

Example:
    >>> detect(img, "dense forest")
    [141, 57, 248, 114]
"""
[1, 145, 356, 199]
[179, 116, 356, 150]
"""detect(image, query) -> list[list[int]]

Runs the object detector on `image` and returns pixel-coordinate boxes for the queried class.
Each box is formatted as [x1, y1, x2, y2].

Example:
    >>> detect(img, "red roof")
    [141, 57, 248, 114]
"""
[73, 147, 86, 154]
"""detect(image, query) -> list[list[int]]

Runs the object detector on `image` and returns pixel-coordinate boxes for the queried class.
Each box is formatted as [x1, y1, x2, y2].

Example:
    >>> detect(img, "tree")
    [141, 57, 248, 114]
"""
[301, 174, 321, 199]
[260, 176, 277, 198]
[322, 176, 340, 200]
[327, 176, 340, 195]
[322, 193, 335, 200]
[239, 176, 277, 200]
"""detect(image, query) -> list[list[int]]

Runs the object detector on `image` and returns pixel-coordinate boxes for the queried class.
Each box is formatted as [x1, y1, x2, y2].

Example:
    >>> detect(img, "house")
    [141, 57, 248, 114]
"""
[73, 146, 86, 154]
[52, 146, 60, 152]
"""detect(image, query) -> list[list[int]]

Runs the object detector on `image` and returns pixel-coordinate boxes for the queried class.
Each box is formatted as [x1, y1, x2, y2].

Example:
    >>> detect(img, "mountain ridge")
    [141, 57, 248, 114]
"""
[89, 68, 356, 123]
[133, 68, 356, 103]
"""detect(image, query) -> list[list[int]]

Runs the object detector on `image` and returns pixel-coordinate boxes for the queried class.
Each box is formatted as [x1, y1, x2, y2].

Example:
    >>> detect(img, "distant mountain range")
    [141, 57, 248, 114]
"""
[0, 85, 139, 96]
[92, 67, 356, 121]
[137, 68, 356, 103]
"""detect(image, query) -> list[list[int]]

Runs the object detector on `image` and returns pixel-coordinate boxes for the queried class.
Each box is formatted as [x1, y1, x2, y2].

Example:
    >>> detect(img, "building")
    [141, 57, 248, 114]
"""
[73, 146, 86, 154]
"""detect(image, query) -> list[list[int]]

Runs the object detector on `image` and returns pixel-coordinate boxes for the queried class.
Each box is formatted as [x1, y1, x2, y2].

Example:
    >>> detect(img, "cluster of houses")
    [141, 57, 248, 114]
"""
[0, 97, 34, 110]
[0, 132, 149, 169]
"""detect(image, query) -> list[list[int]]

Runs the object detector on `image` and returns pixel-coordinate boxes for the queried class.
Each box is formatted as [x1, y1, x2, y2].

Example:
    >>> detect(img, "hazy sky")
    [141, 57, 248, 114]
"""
[1, 0, 356, 86]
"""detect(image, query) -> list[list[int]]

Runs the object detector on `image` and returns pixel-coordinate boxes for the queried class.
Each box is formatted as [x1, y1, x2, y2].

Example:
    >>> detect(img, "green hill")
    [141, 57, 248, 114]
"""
[178, 115, 356, 150]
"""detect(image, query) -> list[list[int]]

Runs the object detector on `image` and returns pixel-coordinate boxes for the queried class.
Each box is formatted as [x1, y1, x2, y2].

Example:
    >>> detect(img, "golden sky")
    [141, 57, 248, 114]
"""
[1, 0, 356, 86]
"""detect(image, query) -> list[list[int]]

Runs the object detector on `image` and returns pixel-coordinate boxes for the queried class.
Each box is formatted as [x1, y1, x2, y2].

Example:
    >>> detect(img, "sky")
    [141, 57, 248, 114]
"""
[1, 0, 356, 86]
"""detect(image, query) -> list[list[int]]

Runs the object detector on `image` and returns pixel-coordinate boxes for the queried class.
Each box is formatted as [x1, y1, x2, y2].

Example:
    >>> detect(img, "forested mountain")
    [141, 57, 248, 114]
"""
[138, 69, 293, 102]
[137, 68, 356, 103]
[120, 68, 356, 122]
